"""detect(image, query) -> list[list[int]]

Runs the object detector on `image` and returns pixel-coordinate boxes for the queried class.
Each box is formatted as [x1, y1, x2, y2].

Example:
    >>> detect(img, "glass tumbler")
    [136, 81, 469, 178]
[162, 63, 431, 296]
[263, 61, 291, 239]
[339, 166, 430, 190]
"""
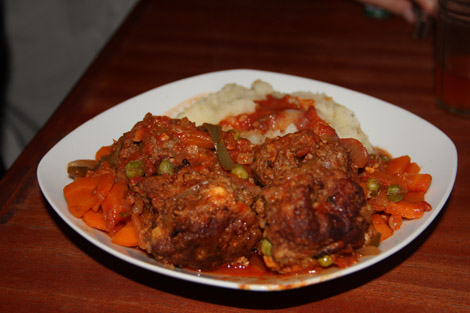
[435, 0, 470, 115]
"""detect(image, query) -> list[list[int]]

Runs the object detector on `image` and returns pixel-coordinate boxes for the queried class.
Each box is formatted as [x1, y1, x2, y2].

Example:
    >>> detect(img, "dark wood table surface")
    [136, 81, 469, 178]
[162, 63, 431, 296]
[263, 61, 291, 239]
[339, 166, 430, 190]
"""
[1, 0, 469, 312]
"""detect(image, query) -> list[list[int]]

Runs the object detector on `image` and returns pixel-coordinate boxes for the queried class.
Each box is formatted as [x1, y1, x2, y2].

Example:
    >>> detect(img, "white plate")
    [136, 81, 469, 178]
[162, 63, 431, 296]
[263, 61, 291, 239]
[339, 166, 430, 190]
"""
[37, 69, 458, 291]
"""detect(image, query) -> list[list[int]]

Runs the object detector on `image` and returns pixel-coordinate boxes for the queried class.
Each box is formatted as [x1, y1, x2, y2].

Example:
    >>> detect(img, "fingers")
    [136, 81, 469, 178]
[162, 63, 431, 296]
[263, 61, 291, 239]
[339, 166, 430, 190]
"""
[413, 0, 438, 16]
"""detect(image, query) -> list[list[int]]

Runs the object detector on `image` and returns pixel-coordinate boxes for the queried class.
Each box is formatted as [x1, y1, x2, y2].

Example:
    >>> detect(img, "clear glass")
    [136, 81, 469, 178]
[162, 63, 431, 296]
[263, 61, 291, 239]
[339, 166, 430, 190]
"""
[435, 0, 470, 115]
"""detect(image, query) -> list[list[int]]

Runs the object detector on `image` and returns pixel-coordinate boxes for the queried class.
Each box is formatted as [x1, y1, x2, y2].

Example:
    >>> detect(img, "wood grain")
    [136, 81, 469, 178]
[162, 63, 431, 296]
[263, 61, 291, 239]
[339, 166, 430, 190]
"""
[1, 0, 469, 312]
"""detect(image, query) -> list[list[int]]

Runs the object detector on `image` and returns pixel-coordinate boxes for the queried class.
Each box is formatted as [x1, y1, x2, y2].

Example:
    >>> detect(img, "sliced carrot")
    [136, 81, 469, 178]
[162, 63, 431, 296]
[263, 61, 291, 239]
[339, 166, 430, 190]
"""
[95, 145, 113, 161]
[370, 204, 387, 212]
[384, 201, 425, 219]
[404, 191, 426, 203]
[388, 214, 403, 231]
[386, 155, 410, 174]
[401, 173, 432, 193]
[366, 170, 400, 187]
[101, 180, 130, 231]
[82, 210, 107, 231]
[405, 162, 421, 174]
[94, 173, 115, 209]
[371, 214, 393, 241]
[63, 176, 101, 218]
[111, 221, 139, 247]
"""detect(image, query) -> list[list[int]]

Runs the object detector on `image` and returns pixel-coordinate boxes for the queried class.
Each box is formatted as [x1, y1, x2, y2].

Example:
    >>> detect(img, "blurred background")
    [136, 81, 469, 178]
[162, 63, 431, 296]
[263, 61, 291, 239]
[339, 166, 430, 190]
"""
[0, 0, 137, 177]
[0, 0, 432, 179]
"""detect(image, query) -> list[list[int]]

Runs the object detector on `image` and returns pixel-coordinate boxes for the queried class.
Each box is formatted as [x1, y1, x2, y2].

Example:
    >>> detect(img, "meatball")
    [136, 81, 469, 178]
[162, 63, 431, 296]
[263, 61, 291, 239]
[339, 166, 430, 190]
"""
[138, 166, 262, 270]
[111, 114, 262, 270]
[251, 129, 354, 186]
[251, 130, 370, 274]
[114, 114, 218, 180]
[258, 162, 368, 273]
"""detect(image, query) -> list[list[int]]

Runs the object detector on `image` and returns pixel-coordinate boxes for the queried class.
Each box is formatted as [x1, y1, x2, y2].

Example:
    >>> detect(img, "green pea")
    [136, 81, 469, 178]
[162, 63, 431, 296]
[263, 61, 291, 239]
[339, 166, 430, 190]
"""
[157, 159, 174, 175]
[366, 178, 381, 196]
[380, 154, 390, 162]
[317, 254, 333, 268]
[229, 129, 240, 141]
[125, 160, 145, 178]
[260, 239, 272, 257]
[386, 184, 405, 202]
[231, 164, 249, 179]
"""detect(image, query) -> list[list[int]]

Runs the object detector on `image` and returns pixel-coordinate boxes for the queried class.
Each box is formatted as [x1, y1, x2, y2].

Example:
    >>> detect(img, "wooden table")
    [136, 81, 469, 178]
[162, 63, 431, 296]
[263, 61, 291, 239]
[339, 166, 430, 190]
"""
[1, 0, 469, 312]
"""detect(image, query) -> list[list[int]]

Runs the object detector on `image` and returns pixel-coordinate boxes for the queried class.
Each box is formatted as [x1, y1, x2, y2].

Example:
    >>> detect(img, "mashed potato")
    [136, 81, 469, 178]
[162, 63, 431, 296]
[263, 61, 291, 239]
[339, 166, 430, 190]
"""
[177, 80, 374, 152]
[176, 80, 273, 125]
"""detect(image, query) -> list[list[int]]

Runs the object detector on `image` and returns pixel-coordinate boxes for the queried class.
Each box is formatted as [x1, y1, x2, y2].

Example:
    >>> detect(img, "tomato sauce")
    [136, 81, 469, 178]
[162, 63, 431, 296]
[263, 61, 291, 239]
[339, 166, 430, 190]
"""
[207, 253, 276, 277]
[219, 94, 332, 135]
[206, 251, 359, 277]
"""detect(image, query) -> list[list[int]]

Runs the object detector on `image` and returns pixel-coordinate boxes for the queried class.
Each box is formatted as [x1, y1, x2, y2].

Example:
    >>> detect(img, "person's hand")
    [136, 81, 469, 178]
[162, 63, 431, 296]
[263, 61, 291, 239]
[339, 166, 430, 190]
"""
[357, 0, 437, 23]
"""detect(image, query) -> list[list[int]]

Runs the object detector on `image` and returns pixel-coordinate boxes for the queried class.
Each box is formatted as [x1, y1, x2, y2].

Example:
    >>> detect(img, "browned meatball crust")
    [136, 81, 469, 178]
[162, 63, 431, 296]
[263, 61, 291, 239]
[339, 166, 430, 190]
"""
[258, 162, 368, 273]
[251, 129, 354, 186]
[251, 130, 369, 273]
[138, 167, 262, 270]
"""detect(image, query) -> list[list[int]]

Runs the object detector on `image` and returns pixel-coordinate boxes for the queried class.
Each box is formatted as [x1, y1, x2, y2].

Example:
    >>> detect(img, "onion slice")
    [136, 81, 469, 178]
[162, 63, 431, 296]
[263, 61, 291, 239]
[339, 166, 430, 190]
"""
[339, 138, 369, 168]
[67, 159, 98, 178]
